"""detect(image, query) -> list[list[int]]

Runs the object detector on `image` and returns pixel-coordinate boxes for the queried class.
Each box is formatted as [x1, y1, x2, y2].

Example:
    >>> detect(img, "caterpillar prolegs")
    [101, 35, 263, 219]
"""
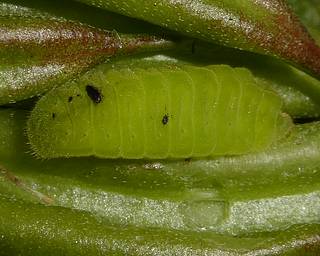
[27, 64, 292, 159]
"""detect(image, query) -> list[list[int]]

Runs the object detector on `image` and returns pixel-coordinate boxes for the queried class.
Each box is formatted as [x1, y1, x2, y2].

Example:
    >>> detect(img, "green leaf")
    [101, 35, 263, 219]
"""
[1, 194, 319, 255]
[0, 2, 175, 105]
[73, 0, 320, 78]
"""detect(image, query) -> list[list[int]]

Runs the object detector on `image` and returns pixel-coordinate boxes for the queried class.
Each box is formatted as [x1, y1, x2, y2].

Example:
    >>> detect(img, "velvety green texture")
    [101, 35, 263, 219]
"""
[27, 64, 292, 159]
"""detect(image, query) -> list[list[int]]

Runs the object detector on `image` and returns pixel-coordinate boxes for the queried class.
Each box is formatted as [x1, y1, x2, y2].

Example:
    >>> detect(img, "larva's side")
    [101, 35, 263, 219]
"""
[27, 65, 292, 159]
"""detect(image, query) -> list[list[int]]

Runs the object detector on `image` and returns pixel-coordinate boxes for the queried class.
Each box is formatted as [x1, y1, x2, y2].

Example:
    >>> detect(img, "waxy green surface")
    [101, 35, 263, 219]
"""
[0, 195, 320, 256]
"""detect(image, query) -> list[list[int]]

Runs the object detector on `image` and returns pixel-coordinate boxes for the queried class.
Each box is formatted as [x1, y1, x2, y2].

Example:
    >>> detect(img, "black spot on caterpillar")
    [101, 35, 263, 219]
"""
[27, 64, 292, 159]
[52, 113, 56, 119]
[162, 114, 169, 125]
[86, 85, 102, 104]
[68, 96, 73, 103]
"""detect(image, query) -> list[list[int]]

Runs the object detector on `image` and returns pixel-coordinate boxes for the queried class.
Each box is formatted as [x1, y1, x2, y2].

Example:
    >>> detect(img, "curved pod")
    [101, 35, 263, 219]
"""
[27, 65, 292, 159]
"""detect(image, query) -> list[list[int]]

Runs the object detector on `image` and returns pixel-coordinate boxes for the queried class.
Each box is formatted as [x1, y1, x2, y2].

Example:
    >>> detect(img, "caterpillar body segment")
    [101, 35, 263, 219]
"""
[158, 67, 195, 158]
[113, 68, 146, 158]
[206, 65, 242, 154]
[230, 67, 267, 152]
[177, 66, 220, 157]
[27, 65, 292, 159]
[133, 68, 169, 159]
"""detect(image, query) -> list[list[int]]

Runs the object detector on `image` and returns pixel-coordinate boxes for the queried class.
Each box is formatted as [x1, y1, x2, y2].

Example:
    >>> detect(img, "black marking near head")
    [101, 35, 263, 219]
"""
[52, 113, 56, 119]
[86, 85, 102, 104]
[162, 114, 169, 125]
[68, 96, 73, 103]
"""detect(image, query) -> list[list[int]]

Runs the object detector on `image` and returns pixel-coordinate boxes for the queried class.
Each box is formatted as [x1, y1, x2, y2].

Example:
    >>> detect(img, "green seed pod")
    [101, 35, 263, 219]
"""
[27, 64, 292, 159]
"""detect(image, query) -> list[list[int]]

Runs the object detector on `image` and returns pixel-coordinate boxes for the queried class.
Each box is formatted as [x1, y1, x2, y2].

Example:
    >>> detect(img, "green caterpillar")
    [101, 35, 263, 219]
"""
[27, 65, 292, 159]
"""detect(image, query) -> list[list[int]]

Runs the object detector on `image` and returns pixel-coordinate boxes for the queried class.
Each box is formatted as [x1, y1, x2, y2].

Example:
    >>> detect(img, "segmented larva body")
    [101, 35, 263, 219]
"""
[27, 64, 292, 159]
